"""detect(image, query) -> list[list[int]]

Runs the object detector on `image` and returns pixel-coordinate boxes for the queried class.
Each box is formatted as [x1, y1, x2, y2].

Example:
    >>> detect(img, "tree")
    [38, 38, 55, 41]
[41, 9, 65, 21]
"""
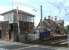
[64, 25, 69, 34]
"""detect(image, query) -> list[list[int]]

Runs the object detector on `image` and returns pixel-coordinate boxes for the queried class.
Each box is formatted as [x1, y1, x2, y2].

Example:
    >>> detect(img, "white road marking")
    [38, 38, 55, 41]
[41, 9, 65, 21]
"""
[14, 45, 54, 50]
[14, 45, 39, 50]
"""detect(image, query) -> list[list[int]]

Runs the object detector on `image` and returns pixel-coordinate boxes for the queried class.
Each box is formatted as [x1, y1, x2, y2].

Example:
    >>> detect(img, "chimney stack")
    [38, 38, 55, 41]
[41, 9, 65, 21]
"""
[51, 16, 53, 20]
[55, 16, 57, 21]
[48, 16, 51, 20]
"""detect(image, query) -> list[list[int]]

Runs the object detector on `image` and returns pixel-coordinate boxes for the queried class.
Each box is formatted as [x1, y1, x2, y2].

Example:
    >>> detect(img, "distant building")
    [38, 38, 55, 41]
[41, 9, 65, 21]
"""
[0, 9, 34, 42]
[55, 20, 64, 34]
[37, 16, 65, 40]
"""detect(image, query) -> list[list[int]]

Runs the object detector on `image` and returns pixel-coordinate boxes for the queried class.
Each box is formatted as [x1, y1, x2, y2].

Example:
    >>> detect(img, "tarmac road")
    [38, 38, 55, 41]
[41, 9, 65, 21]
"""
[0, 40, 68, 50]
[20, 47, 54, 50]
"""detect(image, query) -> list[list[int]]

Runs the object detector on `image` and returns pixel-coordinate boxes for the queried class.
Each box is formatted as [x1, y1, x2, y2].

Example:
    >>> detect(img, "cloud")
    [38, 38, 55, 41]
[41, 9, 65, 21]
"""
[0, 6, 7, 13]
[0, 5, 12, 14]
[12, 0, 29, 5]
[64, 21, 69, 26]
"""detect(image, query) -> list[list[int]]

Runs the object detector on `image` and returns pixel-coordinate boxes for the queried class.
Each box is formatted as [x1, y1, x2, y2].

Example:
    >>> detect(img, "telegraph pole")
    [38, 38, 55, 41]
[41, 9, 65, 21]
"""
[39, 5, 43, 40]
[40, 5, 43, 21]
[16, 4, 20, 41]
[40, 5, 43, 32]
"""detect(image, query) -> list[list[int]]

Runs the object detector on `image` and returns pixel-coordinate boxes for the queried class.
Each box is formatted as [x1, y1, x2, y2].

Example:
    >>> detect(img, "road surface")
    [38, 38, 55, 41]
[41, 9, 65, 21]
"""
[0, 40, 68, 50]
[20, 47, 54, 50]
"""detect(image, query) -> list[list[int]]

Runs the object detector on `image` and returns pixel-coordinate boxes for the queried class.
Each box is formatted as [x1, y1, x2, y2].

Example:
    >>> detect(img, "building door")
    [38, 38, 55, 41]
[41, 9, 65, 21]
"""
[0, 30, 1, 38]
[9, 24, 13, 40]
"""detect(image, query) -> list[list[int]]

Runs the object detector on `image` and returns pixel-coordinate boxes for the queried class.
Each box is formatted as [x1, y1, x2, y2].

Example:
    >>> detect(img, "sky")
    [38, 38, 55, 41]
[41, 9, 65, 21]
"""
[0, 0, 69, 26]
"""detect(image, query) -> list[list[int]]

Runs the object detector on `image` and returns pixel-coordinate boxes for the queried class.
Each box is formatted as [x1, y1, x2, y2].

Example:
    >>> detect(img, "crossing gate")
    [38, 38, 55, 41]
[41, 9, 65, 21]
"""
[40, 31, 48, 40]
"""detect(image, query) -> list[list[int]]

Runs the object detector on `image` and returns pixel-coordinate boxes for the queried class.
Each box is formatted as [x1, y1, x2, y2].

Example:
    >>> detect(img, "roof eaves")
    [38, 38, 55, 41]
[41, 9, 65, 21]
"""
[0, 9, 35, 17]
